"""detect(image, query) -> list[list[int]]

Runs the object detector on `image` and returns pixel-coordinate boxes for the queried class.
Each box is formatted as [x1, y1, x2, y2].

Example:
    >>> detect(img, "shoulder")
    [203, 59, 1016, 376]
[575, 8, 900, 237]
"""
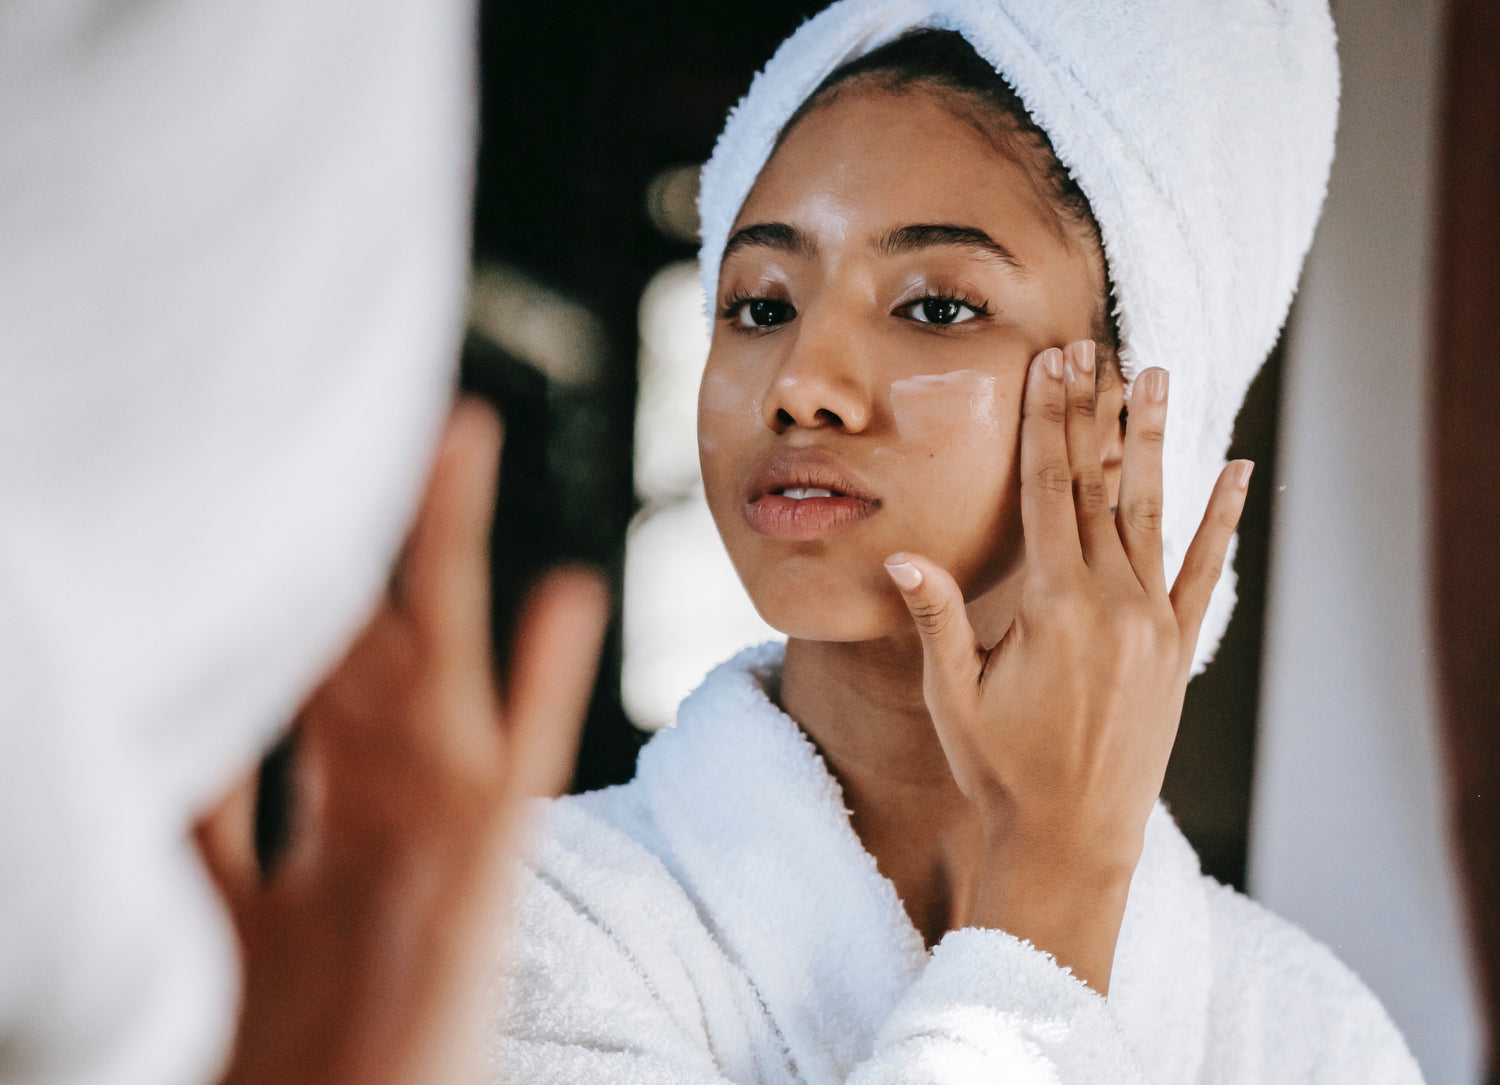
[1201, 879, 1423, 1082]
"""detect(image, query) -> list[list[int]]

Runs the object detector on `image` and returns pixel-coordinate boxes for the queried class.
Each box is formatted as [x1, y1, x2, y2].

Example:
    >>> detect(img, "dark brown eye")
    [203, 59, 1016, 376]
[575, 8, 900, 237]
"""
[924, 298, 962, 324]
[732, 298, 795, 329]
[899, 295, 983, 325]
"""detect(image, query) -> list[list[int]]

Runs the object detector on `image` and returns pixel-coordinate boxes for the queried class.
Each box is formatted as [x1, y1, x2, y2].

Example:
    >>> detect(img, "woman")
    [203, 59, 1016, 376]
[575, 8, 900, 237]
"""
[498, 4, 1421, 1081]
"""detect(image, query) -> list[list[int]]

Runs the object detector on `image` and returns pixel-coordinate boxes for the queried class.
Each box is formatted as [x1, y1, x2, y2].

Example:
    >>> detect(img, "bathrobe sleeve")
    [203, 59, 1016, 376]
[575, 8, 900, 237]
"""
[500, 890, 1151, 1084]
[499, 796, 1422, 1083]
[498, 831, 1153, 1085]
[845, 929, 1150, 1084]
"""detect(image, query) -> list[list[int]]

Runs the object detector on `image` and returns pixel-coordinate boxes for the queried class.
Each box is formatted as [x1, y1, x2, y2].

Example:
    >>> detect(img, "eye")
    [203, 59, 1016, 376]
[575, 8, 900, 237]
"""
[727, 297, 797, 329]
[899, 295, 986, 326]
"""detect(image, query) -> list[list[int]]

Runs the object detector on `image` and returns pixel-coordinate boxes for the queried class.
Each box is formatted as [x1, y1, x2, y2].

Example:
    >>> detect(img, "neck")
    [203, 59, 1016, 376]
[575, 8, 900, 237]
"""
[779, 635, 986, 947]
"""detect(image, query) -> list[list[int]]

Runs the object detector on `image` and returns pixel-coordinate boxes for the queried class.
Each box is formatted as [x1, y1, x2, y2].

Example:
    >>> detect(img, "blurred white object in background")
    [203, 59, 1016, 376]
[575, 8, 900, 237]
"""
[0, 2, 473, 1082]
[624, 261, 781, 731]
[469, 262, 606, 387]
[634, 261, 716, 507]
[1251, 0, 1484, 1080]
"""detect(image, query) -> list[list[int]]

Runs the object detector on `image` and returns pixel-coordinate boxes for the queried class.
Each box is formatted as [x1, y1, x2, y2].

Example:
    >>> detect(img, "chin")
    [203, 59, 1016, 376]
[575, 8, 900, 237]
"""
[747, 577, 912, 644]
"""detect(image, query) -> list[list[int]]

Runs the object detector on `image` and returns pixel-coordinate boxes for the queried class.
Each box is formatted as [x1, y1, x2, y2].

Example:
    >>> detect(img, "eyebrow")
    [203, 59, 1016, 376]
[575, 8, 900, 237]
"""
[720, 220, 1027, 273]
[878, 223, 1027, 272]
[721, 222, 816, 262]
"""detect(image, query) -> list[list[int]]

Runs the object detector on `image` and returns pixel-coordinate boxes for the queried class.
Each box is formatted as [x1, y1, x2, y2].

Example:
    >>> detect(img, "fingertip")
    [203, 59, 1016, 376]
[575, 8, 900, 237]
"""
[443, 397, 504, 490]
[1230, 459, 1255, 489]
[447, 394, 504, 450]
[505, 564, 612, 798]
[525, 564, 612, 641]
[422, 397, 505, 529]
[1134, 368, 1169, 404]
[884, 558, 923, 591]
[1069, 338, 1096, 376]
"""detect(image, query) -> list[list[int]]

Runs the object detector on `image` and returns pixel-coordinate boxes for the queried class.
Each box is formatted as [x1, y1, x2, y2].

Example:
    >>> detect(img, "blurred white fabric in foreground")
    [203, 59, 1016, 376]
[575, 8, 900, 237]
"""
[0, 3, 473, 1082]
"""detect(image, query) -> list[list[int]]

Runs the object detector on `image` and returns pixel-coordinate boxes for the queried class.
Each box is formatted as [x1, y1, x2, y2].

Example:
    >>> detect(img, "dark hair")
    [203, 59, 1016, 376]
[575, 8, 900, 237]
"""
[776, 28, 1121, 370]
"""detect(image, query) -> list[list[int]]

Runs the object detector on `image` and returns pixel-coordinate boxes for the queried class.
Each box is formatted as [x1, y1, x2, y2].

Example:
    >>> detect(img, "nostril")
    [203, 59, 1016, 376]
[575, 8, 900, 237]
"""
[815, 408, 844, 428]
[776, 408, 796, 428]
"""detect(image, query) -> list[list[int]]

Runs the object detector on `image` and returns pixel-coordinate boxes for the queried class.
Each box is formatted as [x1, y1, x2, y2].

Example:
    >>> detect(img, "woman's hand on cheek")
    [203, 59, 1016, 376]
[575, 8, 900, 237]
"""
[195, 399, 609, 1085]
[883, 342, 1251, 995]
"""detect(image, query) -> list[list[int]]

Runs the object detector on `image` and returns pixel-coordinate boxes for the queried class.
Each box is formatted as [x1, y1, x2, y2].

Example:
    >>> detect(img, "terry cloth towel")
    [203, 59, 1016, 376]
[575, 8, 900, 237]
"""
[696, 0, 1340, 674]
[0, 4, 472, 1083]
[495, 644, 1421, 1083]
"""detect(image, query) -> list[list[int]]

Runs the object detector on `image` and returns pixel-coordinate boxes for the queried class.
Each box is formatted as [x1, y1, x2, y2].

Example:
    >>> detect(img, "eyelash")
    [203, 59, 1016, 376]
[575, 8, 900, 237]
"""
[718, 289, 995, 332]
[896, 290, 993, 325]
[720, 290, 795, 332]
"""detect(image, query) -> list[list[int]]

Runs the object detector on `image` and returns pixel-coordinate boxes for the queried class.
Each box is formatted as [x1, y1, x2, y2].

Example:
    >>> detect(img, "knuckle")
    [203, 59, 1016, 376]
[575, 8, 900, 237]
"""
[1213, 507, 1243, 534]
[1070, 392, 1098, 419]
[1125, 498, 1164, 533]
[1133, 422, 1166, 446]
[1032, 462, 1073, 496]
[1028, 397, 1068, 426]
[1075, 477, 1110, 511]
[1182, 547, 1227, 586]
[908, 597, 951, 636]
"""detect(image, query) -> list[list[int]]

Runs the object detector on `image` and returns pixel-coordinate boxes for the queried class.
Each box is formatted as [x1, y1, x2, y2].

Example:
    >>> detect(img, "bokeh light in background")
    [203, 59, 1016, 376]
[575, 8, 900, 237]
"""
[624, 257, 781, 730]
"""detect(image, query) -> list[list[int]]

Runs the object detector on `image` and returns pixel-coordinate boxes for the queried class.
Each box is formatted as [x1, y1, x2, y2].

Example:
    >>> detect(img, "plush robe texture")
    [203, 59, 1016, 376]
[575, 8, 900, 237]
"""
[495, 644, 1422, 1084]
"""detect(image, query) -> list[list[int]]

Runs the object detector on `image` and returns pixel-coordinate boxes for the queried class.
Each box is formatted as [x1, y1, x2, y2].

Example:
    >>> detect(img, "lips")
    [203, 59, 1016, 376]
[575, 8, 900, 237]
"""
[743, 450, 881, 542]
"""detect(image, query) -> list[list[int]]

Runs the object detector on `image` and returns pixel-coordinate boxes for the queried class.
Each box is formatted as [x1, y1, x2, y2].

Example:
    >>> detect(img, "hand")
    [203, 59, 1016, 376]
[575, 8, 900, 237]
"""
[883, 341, 1250, 993]
[195, 398, 609, 1085]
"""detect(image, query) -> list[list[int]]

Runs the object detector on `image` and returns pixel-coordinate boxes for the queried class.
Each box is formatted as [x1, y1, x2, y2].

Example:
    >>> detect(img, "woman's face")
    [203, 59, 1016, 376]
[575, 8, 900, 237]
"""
[700, 83, 1117, 642]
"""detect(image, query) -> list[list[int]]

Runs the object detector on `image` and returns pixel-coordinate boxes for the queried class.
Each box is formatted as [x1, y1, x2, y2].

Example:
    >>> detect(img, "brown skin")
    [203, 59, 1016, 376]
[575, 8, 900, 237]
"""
[702, 85, 1249, 994]
[196, 399, 609, 1085]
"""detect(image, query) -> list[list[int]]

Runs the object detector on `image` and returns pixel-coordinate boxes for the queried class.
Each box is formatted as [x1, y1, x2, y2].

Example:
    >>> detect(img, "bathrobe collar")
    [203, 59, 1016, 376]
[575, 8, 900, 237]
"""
[636, 643, 1212, 1085]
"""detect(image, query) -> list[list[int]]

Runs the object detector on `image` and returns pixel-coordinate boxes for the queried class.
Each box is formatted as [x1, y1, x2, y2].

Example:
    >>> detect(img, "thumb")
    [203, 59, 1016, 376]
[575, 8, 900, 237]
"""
[884, 552, 981, 695]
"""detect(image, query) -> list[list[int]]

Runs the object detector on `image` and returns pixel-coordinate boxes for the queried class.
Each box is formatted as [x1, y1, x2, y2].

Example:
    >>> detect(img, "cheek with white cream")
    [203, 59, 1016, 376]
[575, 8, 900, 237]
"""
[887, 369, 1005, 449]
[697, 369, 760, 458]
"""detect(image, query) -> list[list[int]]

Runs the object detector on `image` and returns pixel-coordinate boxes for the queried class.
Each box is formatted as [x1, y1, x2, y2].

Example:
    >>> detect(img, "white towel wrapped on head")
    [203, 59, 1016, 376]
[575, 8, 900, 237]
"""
[697, 0, 1340, 671]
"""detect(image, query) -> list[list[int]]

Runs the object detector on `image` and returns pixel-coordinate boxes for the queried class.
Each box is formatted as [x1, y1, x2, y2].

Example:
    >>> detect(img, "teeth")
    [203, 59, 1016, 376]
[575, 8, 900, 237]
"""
[782, 486, 835, 500]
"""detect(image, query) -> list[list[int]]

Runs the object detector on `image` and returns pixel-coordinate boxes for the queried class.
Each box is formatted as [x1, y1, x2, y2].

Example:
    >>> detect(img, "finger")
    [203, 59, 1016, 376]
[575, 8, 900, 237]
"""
[1061, 340, 1121, 566]
[884, 552, 984, 703]
[503, 566, 611, 800]
[193, 765, 262, 917]
[1020, 348, 1084, 577]
[403, 397, 504, 676]
[1116, 368, 1169, 596]
[1169, 460, 1253, 649]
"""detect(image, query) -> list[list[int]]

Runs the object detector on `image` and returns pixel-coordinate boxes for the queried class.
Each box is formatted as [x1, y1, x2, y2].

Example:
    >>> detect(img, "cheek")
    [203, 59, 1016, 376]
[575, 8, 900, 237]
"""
[882, 369, 1022, 586]
[887, 368, 1006, 450]
[697, 368, 760, 473]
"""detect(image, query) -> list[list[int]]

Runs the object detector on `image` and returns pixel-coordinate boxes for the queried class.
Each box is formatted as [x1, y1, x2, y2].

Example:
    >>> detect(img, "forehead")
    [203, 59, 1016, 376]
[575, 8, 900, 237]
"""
[733, 84, 1067, 261]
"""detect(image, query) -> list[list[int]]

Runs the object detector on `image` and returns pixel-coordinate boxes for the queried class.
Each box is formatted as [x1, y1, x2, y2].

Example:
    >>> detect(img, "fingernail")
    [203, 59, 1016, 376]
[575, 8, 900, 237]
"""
[884, 560, 923, 590]
[1073, 340, 1095, 375]
[1233, 460, 1255, 488]
[1138, 368, 1168, 402]
[1042, 348, 1064, 379]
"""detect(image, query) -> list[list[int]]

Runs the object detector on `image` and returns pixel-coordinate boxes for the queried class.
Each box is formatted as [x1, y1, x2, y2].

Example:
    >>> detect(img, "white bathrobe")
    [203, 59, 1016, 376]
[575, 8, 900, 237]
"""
[496, 644, 1421, 1084]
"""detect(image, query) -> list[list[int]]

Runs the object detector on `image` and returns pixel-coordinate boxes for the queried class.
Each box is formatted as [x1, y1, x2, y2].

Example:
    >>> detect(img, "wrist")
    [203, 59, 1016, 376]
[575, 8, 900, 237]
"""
[967, 827, 1139, 994]
[977, 811, 1144, 890]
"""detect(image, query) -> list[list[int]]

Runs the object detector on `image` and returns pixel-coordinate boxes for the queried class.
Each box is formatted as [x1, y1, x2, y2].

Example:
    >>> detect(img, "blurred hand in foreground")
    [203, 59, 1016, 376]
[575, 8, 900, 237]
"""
[196, 398, 609, 1085]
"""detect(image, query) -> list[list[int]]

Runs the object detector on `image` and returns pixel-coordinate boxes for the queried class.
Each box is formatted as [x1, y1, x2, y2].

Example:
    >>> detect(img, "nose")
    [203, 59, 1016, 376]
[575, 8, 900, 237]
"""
[760, 318, 874, 434]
